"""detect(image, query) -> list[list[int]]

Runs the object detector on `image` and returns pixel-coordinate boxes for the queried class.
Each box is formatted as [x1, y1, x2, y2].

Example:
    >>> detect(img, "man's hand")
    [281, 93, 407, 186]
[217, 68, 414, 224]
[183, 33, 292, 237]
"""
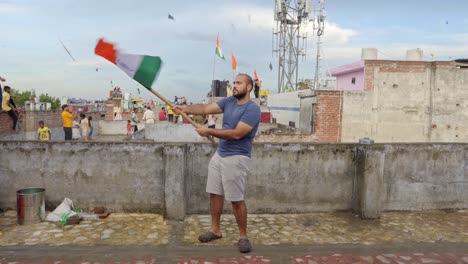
[195, 126, 211, 137]
[172, 105, 185, 115]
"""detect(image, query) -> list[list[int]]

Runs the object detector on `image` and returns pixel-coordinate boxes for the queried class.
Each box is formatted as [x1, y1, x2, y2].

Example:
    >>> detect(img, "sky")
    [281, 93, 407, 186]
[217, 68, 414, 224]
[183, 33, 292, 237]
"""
[1, 0, 467, 103]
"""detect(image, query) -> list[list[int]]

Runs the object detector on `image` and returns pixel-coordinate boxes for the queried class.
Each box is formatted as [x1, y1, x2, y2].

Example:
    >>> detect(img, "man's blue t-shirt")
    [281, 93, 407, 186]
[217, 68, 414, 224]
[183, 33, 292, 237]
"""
[216, 97, 261, 158]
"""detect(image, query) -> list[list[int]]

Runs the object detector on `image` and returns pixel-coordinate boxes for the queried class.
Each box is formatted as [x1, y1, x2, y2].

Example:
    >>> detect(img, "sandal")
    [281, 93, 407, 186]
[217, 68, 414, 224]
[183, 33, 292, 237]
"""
[198, 231, 222, 243]
[238, 238, 252, 253]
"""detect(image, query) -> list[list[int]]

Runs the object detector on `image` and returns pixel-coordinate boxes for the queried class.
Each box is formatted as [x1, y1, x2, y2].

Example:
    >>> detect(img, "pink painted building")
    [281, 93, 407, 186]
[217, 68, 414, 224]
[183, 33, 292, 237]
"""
[329, 60, 365, 91]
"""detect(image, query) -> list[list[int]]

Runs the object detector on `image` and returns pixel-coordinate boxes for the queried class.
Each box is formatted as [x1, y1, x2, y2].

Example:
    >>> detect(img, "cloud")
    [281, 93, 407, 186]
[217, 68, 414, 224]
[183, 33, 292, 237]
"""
[320, 23, 358, 45]
[0, 1, 28, 15]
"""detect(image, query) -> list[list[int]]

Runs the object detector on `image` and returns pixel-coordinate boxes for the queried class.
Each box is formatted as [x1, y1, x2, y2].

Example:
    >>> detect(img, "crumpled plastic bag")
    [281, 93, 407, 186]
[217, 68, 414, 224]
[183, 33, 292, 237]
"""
[45, 198, 78, 224]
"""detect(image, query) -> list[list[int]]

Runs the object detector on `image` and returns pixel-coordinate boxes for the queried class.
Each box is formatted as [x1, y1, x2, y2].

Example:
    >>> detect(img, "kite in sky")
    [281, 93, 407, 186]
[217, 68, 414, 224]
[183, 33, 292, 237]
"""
[168, 14, 175, 20]
[269, 62, 273, 71]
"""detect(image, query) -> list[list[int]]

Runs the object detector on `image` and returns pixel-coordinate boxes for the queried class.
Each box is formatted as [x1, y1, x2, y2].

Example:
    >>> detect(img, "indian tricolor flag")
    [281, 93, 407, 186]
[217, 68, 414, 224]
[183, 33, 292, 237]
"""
[215, 33, 225, 60]
[95, 38, 162, 88]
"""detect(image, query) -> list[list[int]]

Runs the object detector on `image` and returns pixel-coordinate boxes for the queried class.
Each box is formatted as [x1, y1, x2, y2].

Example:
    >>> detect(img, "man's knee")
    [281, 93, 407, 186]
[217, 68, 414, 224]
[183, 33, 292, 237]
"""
[231, 200, 245, 209]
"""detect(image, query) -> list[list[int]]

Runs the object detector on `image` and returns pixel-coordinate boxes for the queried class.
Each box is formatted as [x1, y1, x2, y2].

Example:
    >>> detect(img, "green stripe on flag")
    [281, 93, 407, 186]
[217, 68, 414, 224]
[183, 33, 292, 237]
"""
[215, 47, 225, 60]
[133, 56, 162, 88]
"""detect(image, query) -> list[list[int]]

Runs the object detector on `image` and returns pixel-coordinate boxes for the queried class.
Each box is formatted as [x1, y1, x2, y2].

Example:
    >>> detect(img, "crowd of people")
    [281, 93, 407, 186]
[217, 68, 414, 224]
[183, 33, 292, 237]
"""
[61, 104, 94, 141]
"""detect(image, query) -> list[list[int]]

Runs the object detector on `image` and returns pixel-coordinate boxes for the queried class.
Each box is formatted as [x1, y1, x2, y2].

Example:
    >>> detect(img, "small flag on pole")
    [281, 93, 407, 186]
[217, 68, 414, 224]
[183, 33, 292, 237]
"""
[95, 38, 163, 89]
[231, 53, 237, 71]
[215, 33, 225, 60]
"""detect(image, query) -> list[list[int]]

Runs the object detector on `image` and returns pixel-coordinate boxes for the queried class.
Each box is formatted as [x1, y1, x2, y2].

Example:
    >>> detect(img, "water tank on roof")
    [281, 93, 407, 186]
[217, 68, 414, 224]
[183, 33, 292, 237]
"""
[406, 49, 423, 61]
[361, 48, 378, 60]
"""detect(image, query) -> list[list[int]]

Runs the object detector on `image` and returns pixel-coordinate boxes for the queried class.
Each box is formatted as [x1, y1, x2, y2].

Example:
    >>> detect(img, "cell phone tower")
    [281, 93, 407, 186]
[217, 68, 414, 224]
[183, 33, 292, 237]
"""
[272, 0, 312, 93]
[312, 0, 326, 90]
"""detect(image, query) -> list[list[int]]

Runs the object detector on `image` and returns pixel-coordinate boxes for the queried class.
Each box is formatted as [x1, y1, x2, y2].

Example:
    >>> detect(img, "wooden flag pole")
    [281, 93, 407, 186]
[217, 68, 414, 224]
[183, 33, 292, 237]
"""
[145, 86, 216, 144]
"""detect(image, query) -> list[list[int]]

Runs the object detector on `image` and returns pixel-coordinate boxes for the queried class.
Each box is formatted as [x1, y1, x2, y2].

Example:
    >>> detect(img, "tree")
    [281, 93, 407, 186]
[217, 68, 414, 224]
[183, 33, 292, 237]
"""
[11, 89, 61, 110]
[39, 93, 61, 110]
[11, 90, 33, 107]
[297, 79, 314, 90]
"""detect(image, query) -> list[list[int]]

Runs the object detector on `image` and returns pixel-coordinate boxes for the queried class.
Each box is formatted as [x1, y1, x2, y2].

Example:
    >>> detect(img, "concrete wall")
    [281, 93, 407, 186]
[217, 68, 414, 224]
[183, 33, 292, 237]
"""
[145, 123, 206, 142]
[99, 121, 144, 135]
[1, 141, 466, 219]
[382, 144, 467, 210]
[341, 61, 468, 143]
[0, 141, 165, 213]
[267, 91, 300, 127]
[186, 143, 356, 214]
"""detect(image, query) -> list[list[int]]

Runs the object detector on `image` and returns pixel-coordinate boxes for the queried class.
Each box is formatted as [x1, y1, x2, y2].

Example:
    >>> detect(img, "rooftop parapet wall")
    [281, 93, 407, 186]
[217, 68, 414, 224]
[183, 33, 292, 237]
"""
[0, 141, 466, 219]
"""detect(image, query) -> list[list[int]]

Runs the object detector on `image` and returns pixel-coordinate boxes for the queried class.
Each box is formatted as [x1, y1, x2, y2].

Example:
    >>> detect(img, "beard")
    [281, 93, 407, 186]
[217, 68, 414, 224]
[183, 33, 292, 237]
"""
[233, 89, 249, 99]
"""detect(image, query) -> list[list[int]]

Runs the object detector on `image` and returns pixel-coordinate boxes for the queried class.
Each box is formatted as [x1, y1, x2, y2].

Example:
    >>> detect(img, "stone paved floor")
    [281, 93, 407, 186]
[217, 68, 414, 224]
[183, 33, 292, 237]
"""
[184, 211, 468, 245]
[0, 210, 467, 263]
[0, 211, 170, 246]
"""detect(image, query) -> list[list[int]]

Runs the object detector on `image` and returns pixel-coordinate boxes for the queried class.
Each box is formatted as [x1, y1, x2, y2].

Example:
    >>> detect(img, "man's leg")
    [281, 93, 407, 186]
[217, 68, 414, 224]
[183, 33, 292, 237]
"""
[7, 110, 18, 130]
[231, 200, 248, 238]
[210, 193, 224, 235]
[65, 127, 72, 140]
[199, 154, 224, 243]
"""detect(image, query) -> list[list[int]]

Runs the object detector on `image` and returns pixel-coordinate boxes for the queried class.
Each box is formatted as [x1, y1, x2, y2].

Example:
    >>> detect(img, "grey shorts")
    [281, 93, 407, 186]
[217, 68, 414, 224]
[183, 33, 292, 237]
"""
[206, 152, 252, 201]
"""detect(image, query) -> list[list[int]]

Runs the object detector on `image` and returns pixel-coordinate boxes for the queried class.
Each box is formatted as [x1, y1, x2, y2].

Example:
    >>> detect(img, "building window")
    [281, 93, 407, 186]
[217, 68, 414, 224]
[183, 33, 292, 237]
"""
[351, 77, 356, 84]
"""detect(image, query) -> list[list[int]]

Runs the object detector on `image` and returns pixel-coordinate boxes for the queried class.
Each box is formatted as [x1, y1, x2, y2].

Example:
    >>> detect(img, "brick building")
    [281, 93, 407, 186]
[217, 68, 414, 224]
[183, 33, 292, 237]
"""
[268, 55, 468, 143]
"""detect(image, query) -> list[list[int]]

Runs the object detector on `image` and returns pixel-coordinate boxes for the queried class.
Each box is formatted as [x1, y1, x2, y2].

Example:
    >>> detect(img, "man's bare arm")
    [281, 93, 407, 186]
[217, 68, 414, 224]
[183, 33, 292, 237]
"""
[196, 121, 254, 140]
[174, 103, 223, 115]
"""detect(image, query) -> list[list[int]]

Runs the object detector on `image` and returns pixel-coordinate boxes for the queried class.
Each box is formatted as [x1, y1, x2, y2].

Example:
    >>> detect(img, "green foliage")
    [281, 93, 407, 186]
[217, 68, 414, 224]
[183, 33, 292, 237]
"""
[11, 89, 61, 110]
[297, 79, 314, 90]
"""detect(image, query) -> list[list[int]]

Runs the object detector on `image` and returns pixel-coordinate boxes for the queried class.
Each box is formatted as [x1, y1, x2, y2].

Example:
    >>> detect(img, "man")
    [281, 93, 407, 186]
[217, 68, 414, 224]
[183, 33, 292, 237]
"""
[226, 80, 233, 97]
[131, 108, 140, 132]
[173, 74, 261, 253]
[142, 106, 156, 124]
[2, 86, 19, 130]
[0, 76, 5, 111]
[253, 79, 260, 99]
[158, 107, 167, 121]
[61, 104, 74, 140]
[167, 104, 174, 122]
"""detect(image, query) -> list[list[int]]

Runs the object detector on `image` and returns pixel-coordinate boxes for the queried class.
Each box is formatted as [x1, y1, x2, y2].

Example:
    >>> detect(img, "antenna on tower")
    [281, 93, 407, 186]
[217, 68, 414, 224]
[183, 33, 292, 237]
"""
[312, 0, 326, 90]
[272, 0, 312, 93]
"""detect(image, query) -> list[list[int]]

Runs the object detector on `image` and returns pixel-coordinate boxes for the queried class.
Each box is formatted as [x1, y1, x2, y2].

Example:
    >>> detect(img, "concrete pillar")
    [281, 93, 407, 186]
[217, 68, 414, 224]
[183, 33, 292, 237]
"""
[164, 145, 186, 220]
[355, 138, 385, 219]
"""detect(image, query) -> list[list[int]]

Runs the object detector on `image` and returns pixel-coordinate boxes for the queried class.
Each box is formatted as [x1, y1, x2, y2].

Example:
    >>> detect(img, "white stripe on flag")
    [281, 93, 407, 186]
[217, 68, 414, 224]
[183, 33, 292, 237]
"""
[116, 53, 144, 78]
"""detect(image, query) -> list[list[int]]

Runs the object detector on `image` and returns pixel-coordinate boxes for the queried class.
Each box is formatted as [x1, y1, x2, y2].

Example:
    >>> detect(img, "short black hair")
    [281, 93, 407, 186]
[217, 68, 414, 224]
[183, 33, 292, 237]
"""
[4, 86, 11, 91]
[237, 74, 253, 90]
[38, 120, 44, 125]
[79, 113, 85, 118]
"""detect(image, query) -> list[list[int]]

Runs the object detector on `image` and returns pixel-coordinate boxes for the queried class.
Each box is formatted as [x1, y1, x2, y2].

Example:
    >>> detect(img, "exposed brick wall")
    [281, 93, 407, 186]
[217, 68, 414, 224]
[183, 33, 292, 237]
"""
[0, 111, 24, 134]
[313, 90, 343, 143]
